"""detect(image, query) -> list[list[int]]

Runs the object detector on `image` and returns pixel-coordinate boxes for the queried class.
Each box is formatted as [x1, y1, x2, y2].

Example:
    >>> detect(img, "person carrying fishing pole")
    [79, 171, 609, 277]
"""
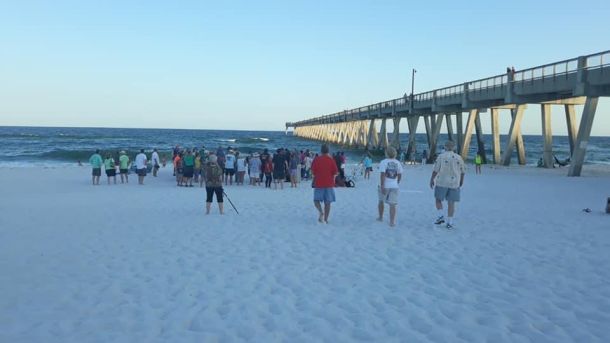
[203, 154, 224, 215]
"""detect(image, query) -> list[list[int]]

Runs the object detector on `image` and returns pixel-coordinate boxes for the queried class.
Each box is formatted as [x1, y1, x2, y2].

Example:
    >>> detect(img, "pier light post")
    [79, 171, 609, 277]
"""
[411, 68, 417, 97]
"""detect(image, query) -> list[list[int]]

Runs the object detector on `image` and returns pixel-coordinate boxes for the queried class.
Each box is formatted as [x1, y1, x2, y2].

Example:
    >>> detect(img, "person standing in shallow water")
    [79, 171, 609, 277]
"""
[430, 141, 465, 229]
[89, 149, 103, 185]
[203, 154, 224, 215]
[311, 144, 339, 224]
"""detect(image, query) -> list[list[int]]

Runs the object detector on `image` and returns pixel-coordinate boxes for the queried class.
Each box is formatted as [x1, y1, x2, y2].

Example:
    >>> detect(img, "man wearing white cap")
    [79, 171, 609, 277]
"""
[429, 141, 465, 229]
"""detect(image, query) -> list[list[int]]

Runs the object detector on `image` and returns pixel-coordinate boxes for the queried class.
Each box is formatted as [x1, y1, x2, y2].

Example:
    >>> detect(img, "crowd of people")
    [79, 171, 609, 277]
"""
[88, 140, 466, 229]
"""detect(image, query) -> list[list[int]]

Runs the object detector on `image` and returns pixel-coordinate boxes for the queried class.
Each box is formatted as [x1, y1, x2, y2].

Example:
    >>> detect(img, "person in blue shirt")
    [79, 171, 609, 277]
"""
[362, 153, 373, 180]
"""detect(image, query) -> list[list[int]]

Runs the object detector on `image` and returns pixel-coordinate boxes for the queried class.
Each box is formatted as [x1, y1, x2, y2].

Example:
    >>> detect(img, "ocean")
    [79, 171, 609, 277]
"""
[1, 126, 609, 167]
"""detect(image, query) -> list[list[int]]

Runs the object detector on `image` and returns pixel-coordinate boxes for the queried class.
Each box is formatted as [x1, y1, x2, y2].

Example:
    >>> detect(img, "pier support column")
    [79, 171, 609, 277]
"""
[474, 113, 487, 164]
[491, 108, 501, 164]
[568, 97, 599, 176]
[513, 108, 526, 165]
[379, 119, 388, 149]
[391, 117, 401, 149]
[502, 105, 526, 166]
[541, 104, 554, 168]
[445, 113, 454, 143]
[459, 109, 478, 160]
[406, 116, 419, 160]
[424, 115, 432, 149]
[429, 113, 444, 162]
[565, 105, 578, 156]
[456, 112, 464, 153]
[366, 119, 379, 150]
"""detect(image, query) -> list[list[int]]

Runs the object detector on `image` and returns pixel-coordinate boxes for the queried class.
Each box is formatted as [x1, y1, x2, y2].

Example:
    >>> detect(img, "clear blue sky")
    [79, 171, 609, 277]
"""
[1, 0, 609, 135]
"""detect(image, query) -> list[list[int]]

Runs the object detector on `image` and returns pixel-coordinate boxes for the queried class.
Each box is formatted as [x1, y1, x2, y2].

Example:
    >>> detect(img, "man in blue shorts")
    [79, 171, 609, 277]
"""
[311, 144, 339, 224]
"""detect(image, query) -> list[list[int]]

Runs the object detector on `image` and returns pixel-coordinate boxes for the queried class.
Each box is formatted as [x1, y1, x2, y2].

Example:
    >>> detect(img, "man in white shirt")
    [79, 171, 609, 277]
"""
[377, 147, 403, 227]
[430, 141, 465, 229]
[151, 149, 160, 177]
[135, 149, 148, 185]
[224, 150, 236, 186]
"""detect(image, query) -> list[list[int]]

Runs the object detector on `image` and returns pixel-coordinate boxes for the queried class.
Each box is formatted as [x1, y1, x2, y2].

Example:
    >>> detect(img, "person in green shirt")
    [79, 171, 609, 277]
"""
[475, 152, 482, 174]
[119, 151, 130, 184]
[182, 149, 196, 187]
[89, 149, 103, 185]
[104, 153, 117, 184]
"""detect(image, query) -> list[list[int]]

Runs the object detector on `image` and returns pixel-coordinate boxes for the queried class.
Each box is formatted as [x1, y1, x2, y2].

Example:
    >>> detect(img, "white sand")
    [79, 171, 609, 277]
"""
[1, 164, 609, 342]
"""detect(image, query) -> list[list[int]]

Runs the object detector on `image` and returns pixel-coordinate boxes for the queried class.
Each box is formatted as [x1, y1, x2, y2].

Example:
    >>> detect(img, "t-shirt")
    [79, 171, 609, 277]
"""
[119, 155, 130, 169]
[225, 154, 236, 169]
[236, 158, 246, 172]
[249, 158, 261, 174]
[135, 153, 147, 169]
[311, 155, 339, 188]
[104, 158, 115, 170]
[475, 155, 482, 165]
[305, 156, 312, 169]
[151, 152, 160, 165]
[289, 156, 299, 170]
[89, 154, 103, 168]
[379, 158, 403, 189]
[433, 151, 465, 189]
[364, 157, 373, 168]
[272, 154, 286, 172]
[204, 162, 223, 187]
[194, 156, 202, 169]
[183, 155, 195, 167]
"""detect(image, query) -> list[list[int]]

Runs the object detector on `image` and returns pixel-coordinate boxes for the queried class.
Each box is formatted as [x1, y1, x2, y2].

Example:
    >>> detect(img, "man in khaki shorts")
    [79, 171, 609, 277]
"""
[430, 141, 465, 229]
[377, 147, 403, 227]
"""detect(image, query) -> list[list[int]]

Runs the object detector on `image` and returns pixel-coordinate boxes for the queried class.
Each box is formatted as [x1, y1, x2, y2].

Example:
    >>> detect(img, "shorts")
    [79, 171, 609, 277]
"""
[137, 168, 147, 177]
[273, 170, 285, 180]
[105, 169, 116, 177]
[119, 169, 128, 174]
[434, 186, 460, 202]
[290, 169, 298, 177]
[92, 168, 101, 176]
[183, 166, 194, 178]
[314, 187, 336, 203]
[366, 167, 373, 172]
[224, 168, 235, 176]
[378, 187, 398, 205]
[205, 187, 224, 203]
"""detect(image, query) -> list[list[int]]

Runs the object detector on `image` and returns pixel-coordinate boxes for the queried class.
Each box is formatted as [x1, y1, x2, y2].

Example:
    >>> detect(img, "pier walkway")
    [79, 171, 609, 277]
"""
[286, 50, 610, 176]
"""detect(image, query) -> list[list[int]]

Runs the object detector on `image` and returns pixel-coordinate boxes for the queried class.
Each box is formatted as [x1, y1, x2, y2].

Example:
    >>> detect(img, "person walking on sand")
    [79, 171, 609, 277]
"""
[311, 144, 339, 224]
[151, 148, 160, 177]
[119, 150, 130, 184]
[377, 147, 403, 227]
[203, 154, 224, 215]
[104, 153, 117, 185]
[430, 141, 465, 229]
[89, 149, 103, 185]
[475, 152, 482, 174]
[135, 149, 148, 185]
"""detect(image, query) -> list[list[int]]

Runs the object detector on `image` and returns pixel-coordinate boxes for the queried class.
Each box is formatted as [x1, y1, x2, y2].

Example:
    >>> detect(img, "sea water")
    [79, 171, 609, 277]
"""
[0, 126, 609, 167]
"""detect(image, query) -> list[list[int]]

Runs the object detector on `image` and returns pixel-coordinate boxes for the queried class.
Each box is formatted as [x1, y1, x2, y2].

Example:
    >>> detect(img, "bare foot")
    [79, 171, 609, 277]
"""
[318, 213, 324, 223]
[389, 222, 396, 228]
[376, 217, 383, 222]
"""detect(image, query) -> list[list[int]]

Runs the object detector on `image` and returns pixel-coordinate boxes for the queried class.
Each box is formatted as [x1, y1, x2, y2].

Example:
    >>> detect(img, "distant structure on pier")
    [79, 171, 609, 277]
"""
[286, 50, 610, 176]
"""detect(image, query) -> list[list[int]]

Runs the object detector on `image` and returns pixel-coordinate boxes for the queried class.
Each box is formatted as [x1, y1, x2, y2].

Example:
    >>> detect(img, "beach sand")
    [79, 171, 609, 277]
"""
[1, 164, 609, 342]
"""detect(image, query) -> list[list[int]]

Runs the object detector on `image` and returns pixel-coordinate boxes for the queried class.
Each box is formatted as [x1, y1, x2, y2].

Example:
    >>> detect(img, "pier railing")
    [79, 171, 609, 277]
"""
[288, 50, 610, 127]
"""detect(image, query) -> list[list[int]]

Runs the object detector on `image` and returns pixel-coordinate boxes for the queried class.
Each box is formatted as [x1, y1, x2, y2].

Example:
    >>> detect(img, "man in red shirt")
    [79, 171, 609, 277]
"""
[311, 144, 339, 223]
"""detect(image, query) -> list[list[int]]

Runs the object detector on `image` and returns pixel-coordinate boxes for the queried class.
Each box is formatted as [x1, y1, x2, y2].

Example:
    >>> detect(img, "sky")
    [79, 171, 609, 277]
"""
[1, 0, 609, 135]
